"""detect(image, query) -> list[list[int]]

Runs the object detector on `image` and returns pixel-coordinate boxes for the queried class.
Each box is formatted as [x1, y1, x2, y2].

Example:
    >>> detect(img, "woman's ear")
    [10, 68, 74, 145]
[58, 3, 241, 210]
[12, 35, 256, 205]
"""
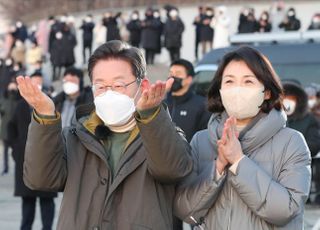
[264, 90, 271, 100]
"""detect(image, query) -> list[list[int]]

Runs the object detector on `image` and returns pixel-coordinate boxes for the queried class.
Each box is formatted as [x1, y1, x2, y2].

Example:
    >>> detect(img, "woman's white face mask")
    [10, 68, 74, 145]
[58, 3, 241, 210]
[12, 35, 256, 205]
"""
[220, 86, 265, 119]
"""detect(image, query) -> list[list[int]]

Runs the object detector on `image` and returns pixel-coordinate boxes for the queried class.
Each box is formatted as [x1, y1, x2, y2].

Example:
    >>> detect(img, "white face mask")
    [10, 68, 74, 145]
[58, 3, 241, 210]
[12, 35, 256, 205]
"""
[131, 14, 138, 20]
[283, 99, 296, 116]
[94, 89, 139, 129]
[169, 10, 178, 18]
[63, 82, 79, 95]
[308, 99, 317, 109]
[37, 85, 43, 91]
[220, 86, 265, 119]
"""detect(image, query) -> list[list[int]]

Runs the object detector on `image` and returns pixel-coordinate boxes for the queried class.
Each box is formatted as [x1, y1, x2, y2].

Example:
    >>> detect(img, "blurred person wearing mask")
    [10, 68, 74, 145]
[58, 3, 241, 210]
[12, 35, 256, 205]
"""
[308, 13, 320, 30]
[212, 6, 230, 49]
[11, 39, 26, 65]
[0, 80, 21, 175]
[164, 8, 185, 62]
[12, 21, 28, 43]
[53, 67, 93, 128]
[26, 40, 42, 75]
[270, 0, 286, 32]
[50, 24, 77, 81]
[199, 7, 214, 55]
[174, 47, 311, 229]
[17, 40, 193, 230]
[166, 59, 211, 142]
[238, 7, 259, 33]
[103, 12, 121, 41]
[258, 11, 272, 32]
[80, 14, 95, 65]
[193, 6, 206, 61]
[126, 11, 142, 48]
[283, 82, 320, 157]
[7, 71, 57, 230]
[279, 7, 301, 31]
[141, 8, 163, 65]
[0, 58, 16, 98]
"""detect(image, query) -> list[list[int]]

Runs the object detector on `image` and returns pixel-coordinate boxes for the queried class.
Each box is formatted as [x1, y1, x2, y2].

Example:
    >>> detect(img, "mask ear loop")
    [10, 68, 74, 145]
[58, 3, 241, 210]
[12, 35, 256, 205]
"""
[133, 78, 142, 100]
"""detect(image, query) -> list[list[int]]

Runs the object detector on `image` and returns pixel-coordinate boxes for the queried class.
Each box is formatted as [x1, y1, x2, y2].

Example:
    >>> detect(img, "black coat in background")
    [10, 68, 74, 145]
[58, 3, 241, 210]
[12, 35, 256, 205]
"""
[103, 14, 121, 41]
[165, 90, 211, 142]
[141, 16, 163, 52]
[199, 15, 214, 42]
[126, 19, 142, 47]
[7, 99, 57, 197]
[50, 30, 77, 67]
[279, 17, 301, 31]
[80, 22, 95, 47]
[164, 18, 185, 49]
[238, 14, 259, 33]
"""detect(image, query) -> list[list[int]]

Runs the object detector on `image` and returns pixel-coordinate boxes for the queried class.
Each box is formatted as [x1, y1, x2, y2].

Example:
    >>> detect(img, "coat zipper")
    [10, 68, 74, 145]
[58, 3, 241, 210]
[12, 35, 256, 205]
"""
[227, 184, 233, 230]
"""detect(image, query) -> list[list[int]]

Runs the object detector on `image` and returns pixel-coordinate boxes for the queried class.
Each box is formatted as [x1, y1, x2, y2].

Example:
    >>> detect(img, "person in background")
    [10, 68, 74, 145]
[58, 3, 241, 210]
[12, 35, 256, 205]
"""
[258, 11, 272, 32]
[12, 21, 28, 43]
[126, 11, 142, 48]
[0, 80, 21, 175]
[308, 13, 320, 30]
[238, 7, 259, 33]
[80, 14, 95, 65]
[53, 67, 93, 128]
[93, 19, 107, 49]
[174, 46, 311, 229]
[141, 8, 163, 65]
[103, 12, 121, 41]
[279, 7, 301, 31]
[0, 58, 16, 98]
[283, 82, 320, 205]
[8, 71, 57, 230]
[166, 59, 211, 142]
[193, 6, 205, 61]
[199, 6, 214, 55]
[270, 0, 286, 32]
[164, 8, 185, 62]
[11, 39, 26, 66]
[212, 5, 230, 49]
[26, 40, 42, 75]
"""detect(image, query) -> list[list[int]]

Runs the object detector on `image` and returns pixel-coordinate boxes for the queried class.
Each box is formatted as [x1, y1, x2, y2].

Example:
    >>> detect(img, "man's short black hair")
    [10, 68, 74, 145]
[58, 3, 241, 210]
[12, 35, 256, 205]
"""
[170, 59, 195, 77]
[30, 71, 43, 78]
[88, 40, 146, 82]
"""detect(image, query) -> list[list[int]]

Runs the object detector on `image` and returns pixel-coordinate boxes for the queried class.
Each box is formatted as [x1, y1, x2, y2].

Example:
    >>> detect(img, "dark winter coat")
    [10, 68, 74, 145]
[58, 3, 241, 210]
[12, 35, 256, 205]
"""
[238, 14, 259, 33]
[164, 18, 185, 49]
[141, 16, 163, 51]
[0, 90, 21, 140]
[0, 66, 15, 98]
[199, 16, 214, 42]
[103, 14, 121, 41]
[50, 30, 77, 67]
[7, 99, 57, 197]
[166, 90, 211, 142]
[284, 82, 320, 156]
[80, 22, 95, 47]
[126, 19, 142, 47]
[279, 17, 301, 31]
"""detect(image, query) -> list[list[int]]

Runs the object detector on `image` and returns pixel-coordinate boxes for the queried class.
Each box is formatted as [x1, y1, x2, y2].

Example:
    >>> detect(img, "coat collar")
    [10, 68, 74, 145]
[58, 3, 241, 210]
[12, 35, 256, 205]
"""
[208, 109, 287, 155]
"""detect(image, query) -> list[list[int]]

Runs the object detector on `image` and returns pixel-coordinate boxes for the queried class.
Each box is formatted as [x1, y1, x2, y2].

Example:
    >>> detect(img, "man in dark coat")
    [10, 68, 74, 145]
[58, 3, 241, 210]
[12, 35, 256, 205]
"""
[103, 12, 121, 41]
[193, 6, 205, 61]
[126, 11, 142, 48]
[50, 24, 77, 81]
[53, 67, 93, 128]
[80, 15, 95, 64]
[165, 59, 211, 142]
[164, 9, 185, 62]
[141, 8, 163, 65]
[238, 7, 259, 33]
[8, 72, 56, 230]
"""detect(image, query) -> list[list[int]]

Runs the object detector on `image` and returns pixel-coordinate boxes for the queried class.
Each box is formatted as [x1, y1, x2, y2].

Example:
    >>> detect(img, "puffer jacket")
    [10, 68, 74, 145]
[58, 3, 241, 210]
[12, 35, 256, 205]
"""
[174, 109, 311, 230]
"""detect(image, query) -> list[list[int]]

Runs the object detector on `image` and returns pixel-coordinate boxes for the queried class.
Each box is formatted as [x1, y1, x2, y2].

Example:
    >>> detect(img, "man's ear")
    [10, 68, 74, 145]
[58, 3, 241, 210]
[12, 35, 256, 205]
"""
[140, 78, 150, 92]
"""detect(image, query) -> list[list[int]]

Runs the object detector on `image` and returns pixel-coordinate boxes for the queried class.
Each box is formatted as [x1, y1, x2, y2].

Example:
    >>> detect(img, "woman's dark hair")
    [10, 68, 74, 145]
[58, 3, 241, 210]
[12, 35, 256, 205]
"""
[207, 46, 283, 114]
[88, 40, 146, 82]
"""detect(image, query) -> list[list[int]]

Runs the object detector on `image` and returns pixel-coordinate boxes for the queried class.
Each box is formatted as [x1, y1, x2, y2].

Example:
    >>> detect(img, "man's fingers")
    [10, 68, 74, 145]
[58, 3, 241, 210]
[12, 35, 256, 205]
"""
[165, 78, 174, 92]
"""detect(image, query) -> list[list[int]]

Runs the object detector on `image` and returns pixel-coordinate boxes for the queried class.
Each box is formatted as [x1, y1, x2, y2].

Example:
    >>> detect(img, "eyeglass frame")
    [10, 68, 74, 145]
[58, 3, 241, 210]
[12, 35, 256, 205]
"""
[92, 78, 142, 95]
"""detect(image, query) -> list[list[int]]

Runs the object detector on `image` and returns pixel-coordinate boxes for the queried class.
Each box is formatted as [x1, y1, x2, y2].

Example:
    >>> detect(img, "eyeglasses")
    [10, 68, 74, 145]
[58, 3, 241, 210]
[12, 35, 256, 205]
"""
[92, 79, 138, 95]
